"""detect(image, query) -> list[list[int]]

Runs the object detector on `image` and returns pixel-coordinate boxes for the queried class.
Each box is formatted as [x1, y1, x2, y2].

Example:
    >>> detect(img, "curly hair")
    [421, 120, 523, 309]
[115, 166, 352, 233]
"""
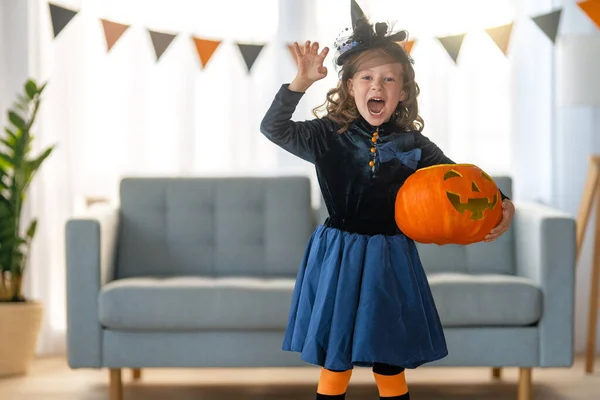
[313, 42, 423, 134]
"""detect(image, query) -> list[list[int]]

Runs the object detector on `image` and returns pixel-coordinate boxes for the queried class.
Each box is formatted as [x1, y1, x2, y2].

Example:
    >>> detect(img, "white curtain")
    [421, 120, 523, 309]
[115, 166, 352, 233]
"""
[7, 0, 556, 355]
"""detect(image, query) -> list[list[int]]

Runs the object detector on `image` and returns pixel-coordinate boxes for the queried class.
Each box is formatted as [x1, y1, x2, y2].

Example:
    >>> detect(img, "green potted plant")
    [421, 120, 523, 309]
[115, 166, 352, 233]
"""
[0, 79, 54, 376]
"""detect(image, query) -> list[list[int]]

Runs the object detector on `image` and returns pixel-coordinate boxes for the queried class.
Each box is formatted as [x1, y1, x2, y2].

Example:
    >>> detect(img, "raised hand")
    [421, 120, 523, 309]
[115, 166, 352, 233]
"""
[289, 41, 329, 92]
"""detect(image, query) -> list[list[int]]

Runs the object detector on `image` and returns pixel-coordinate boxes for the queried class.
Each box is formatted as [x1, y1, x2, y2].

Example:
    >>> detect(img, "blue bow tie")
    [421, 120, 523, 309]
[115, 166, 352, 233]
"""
[377, 142, 422, 170]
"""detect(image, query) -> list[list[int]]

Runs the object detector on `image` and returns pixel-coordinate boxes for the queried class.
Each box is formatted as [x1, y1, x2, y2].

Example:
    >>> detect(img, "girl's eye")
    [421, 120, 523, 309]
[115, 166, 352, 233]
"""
[362, 76, 371, 80]
[385, 77, 395, 82]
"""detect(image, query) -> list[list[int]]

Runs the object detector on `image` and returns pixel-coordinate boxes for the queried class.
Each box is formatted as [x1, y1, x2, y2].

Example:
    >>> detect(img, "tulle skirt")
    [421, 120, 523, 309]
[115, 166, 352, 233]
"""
[282, 225, 448, 371]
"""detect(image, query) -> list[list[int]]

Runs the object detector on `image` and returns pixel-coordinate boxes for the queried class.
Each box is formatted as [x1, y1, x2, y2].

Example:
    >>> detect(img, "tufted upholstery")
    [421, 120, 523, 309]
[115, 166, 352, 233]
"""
[115, 177, 314, 278]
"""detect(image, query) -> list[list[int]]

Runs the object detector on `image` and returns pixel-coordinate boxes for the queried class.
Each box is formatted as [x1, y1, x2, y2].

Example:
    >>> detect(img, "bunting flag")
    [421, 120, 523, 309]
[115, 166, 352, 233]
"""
[578, 0, 600, 30]
[192, 37, 221, 69]
[48, 3, 78, 39]
[47, 4, 597, 75]
[101, 19, 130, 52]
[438, 33, 466, 64]
[485, 23, 514, 56]
[531, 9, 562, 43]
[148, 30, 177, 61]
[287, 44, 298, 65]
[237, 43, 265, 73]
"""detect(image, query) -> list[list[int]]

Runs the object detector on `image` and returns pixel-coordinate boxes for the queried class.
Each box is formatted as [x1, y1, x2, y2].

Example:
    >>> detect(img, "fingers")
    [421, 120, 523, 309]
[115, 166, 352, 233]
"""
[293, 42, 302, 59]
[319, 46, 329, 59]
[295, 41, 328, 56]
[311, 41, 319, 54]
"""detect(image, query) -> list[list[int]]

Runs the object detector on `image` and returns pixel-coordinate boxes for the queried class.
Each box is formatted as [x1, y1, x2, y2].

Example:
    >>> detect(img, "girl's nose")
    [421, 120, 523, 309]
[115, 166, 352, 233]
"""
[371, 80, 383, 90]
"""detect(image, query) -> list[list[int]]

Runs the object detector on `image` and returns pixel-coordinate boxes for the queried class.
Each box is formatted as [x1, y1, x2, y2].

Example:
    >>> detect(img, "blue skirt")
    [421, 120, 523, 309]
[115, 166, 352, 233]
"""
[282, 225, 448, 371]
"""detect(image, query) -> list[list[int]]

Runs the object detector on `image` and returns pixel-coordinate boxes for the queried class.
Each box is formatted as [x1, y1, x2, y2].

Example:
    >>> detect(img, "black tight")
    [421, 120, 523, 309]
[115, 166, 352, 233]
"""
[329, 362, 405, 375]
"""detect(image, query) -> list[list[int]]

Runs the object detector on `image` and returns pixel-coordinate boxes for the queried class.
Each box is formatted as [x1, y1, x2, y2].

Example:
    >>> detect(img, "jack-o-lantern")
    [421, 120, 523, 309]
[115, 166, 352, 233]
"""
[394, 164, 502, 245]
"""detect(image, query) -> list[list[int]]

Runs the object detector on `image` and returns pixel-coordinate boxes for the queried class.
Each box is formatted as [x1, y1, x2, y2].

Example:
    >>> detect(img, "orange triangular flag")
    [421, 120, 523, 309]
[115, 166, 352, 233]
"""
[578, 0, 600, 30]
[287, 43, 298, 65]
[485, 23, 514, 56]
[192, 37, 221, 69]
[101, 19, 130, 52]
[395, 40, 415, 54]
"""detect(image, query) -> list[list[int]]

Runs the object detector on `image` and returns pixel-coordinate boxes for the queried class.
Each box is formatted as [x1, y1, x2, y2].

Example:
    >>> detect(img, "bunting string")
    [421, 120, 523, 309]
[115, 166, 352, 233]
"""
[48, 1, 600, 71]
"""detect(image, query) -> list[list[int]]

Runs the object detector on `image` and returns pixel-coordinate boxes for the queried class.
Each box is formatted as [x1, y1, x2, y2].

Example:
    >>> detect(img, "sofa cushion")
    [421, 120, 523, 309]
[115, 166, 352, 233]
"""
[116, 177, 314, 279]
[98, 277, 294, 331]
[429, 273, 542, 327]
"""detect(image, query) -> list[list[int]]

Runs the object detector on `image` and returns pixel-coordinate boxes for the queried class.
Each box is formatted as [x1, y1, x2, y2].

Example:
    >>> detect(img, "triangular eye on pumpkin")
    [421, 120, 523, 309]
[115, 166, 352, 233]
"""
[443, 170, 462, 180]
[395, 164, 503, 246]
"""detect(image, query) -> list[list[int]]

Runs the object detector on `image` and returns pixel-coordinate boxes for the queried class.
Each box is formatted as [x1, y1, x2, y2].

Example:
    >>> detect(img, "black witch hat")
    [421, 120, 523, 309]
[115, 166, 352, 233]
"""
[334, 0, 410, 66]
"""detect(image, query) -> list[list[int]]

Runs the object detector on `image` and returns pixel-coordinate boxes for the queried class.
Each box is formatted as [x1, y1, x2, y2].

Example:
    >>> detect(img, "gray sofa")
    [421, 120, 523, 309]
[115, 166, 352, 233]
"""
[65, 176, 576, 400]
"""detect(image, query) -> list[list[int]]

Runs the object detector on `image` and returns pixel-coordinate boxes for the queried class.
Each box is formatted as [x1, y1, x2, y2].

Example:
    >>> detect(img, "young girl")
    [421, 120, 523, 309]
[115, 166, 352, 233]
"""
[260, 2, 514, 399]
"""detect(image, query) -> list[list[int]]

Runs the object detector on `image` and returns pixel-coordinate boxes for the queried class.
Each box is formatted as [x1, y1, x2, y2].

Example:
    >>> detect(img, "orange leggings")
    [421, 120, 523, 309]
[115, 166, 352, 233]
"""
[317, 364, 408, 397]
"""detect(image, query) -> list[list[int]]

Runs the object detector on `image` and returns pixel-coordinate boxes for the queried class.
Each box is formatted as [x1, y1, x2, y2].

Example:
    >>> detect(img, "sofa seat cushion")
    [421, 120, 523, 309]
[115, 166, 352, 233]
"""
[98, 277, 294, 331]
[429, 273, 542, 327]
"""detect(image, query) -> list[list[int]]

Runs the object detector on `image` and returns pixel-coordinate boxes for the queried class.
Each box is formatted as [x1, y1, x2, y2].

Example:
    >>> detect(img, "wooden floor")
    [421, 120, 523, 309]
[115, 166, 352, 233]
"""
[0, 356, 599, 399]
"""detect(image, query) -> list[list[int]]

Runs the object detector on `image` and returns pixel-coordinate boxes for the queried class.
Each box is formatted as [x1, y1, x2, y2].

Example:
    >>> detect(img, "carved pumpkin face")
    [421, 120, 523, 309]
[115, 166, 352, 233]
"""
[394, 164, 502, 245]
[443, 168, 499, 220]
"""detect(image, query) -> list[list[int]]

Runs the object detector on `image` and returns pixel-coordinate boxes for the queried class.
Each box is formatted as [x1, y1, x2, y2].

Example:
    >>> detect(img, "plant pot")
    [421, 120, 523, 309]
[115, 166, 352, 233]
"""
[0, 301, 43, 377]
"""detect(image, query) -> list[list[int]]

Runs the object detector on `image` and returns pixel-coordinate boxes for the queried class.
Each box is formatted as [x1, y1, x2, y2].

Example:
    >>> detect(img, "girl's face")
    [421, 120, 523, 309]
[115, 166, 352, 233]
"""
[347, 60, 406, 127]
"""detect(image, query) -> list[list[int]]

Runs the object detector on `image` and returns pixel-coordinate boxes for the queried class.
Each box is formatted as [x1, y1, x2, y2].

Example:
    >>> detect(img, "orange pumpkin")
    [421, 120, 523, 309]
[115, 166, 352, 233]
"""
[394, 164, 503, 245]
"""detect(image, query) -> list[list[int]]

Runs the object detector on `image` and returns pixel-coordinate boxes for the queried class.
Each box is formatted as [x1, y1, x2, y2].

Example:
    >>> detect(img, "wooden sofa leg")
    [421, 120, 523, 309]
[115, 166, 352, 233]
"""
[491, 367, 502, 379]
[132, 368, 142, 381]
[110, 369, 123, 400]
[518, 368, 532, 400]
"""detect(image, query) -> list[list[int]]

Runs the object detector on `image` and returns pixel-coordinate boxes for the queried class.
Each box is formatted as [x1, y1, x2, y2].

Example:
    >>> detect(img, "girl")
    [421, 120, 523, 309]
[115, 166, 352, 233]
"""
[260, 2, 515, 399]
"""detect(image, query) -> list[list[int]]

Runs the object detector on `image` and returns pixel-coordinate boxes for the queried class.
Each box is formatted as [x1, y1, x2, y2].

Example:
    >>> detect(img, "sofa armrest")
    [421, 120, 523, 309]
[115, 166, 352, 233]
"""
[65, 203, 120, 368]
[513, 201, 576, 367]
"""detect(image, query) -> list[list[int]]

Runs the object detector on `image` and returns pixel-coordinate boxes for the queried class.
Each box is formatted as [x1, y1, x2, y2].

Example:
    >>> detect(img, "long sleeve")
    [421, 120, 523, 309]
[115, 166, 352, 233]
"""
[415, 132, 510, 201]
[260, 84, 334, 164]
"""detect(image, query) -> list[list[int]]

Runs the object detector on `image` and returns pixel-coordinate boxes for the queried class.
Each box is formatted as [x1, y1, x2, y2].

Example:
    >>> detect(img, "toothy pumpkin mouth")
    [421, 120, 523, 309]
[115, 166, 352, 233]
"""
[445, 192, 498, 220]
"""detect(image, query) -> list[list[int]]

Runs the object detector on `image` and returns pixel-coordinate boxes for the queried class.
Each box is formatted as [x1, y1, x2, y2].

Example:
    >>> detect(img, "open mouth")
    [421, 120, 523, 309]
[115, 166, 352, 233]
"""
[446, 192, 498, 220]
[367, 98, 385, 116]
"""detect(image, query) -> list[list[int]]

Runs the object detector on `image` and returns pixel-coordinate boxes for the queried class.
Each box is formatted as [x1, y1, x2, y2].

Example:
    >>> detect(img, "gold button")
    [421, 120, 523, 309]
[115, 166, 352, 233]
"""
[369, 160, 375, 167]
[371, 137, 377, 143]
[373, 132, 378, 137]
[370, 147, 376, 153]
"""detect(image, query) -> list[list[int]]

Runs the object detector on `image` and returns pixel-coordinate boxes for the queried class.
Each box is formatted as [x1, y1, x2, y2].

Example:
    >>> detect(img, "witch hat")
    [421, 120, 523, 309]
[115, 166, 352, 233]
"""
[334, 0, 409, 66]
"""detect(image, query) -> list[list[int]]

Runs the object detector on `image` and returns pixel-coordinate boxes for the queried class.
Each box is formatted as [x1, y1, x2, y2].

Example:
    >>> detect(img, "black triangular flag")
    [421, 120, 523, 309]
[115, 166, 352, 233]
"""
[148, 30, 177, 61]
[531, 9, 562, 43]
[236, 43, 265, 73]
[437, 33, 466, 64]
[49, 3, 78, 39]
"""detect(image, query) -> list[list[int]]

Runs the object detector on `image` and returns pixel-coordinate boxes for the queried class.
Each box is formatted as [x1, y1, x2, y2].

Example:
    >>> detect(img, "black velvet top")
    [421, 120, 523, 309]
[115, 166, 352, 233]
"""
[260, 84, 507, 236]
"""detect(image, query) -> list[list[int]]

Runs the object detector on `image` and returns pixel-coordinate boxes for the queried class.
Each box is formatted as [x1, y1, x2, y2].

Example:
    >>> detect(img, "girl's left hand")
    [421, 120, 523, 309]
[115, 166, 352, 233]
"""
[484, 199, 515, 243]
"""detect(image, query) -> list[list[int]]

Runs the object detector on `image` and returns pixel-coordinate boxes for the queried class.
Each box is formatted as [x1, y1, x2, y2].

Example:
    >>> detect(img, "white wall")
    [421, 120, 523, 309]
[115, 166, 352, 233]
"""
[553, 0, 600, 355]
[1, 0, 599, 355]
[0, 0, 31, 132]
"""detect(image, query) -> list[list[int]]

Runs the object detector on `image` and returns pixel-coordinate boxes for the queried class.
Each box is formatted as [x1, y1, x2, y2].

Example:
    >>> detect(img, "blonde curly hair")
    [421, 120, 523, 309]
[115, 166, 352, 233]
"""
[314, 43, 423, 134]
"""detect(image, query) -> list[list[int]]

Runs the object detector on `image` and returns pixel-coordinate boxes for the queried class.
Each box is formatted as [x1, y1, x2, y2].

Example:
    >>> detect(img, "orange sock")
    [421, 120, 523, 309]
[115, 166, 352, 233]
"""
[317, 368, 353, 396]
[373, 370, 409, 397]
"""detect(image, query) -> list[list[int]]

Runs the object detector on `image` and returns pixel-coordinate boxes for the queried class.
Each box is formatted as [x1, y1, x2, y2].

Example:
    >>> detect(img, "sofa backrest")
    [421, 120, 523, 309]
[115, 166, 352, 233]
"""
[415, 176, 515, 275]
[116, 177, 314, 278]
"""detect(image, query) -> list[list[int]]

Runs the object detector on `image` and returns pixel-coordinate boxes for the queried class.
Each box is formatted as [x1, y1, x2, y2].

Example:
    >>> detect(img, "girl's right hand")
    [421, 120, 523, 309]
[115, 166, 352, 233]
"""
[289, 41, 329, 92]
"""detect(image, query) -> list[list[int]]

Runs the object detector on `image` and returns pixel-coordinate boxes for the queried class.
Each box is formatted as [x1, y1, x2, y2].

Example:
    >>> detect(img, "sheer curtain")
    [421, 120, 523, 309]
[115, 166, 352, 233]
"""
[14, 0, 548, 356]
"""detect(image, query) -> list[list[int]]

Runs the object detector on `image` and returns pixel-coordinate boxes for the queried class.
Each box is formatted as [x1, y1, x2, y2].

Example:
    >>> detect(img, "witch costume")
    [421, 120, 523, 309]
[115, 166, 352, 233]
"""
[260, 1, 506, 372]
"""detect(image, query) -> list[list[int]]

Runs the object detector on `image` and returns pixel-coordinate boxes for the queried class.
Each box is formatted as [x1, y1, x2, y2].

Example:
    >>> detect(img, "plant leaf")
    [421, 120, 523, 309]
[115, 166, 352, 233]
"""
[25, 80, 37, 99]
[0, 153, 13, 168]
[8, 111, 26, 131]
[25, 219, 37, 240]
